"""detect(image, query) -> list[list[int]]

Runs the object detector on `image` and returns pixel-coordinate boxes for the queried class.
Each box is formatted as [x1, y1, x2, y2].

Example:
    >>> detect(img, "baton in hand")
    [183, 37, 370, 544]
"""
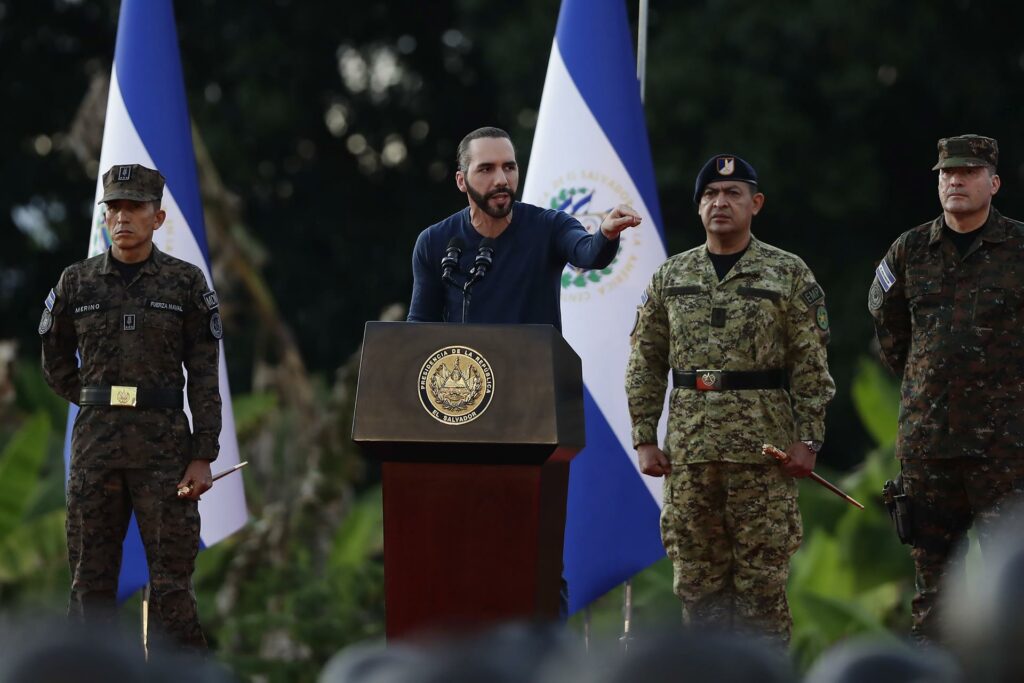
[177, 460, 249, 498]
[762, 444, 864, 510]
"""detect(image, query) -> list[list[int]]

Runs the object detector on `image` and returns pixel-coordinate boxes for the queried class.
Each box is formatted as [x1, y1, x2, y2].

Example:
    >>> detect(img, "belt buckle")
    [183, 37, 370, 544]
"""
[695, 369, 722, 391]
[109, 385, 138, 407]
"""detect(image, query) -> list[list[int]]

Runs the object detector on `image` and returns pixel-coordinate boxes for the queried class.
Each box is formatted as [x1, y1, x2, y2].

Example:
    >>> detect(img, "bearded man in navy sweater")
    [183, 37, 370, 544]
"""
[408, 126, 642, 326]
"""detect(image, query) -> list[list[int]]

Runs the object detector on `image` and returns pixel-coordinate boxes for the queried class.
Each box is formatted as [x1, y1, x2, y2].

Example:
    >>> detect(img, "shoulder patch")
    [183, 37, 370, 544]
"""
[45, 289, 56, 312]
[209, 312, 224, 340]
[640, 288, 649, 307]
[800, 283, 825, 307]
[202, 290, 219, 311]
[875, 259, 896, 292]
[868, 280, 884, 310]
[38, 310, 53, 335]
[815, 305, 829, 331]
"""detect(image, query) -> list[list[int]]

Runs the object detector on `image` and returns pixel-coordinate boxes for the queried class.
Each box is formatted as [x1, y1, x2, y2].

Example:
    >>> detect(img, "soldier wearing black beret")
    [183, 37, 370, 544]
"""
[628, 153, 834, 643]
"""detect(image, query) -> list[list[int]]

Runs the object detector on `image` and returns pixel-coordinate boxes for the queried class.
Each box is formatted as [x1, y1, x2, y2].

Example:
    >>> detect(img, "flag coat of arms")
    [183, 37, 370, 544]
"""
[63, 0, 248, 599]
[523, 0, 669, 611]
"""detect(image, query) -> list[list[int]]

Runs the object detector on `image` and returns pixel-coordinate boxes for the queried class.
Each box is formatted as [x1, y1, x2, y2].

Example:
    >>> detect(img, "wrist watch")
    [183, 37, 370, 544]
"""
[801, 440, 823, 453]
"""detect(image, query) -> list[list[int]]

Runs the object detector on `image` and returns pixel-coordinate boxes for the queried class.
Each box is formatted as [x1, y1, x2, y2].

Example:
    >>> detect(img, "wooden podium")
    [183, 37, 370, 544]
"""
[351, 322, 585, 639]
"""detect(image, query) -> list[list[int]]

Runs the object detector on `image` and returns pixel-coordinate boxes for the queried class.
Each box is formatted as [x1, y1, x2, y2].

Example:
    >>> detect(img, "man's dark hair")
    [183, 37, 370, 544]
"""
[456, 127, 514, 173]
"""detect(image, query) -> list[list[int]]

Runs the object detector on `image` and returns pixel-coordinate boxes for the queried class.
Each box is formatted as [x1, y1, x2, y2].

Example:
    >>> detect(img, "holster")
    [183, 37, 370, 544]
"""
[882, 475, 912, 545]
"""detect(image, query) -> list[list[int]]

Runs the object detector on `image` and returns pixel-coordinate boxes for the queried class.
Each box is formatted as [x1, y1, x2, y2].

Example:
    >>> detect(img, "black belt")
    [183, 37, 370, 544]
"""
[79, 385, 183, 409]
[672, 368, 788, 391]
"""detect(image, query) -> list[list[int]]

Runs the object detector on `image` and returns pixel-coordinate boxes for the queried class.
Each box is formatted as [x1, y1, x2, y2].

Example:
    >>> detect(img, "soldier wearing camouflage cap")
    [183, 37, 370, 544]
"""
[626, 154, 835, 643]
[869, 134, 1024, 643]
[40, 163, 222, 650]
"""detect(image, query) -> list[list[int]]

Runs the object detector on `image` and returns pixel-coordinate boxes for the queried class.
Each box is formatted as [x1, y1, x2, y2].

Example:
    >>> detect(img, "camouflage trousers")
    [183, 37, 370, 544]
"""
[66, 465, 206, 650]
[660, 462, 801, 643]
[900, 457, 1024, 643]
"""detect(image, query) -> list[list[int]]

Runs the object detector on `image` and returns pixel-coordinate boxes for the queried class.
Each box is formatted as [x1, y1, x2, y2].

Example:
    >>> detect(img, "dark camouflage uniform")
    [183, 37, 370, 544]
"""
[626, 237, 834, 642]
[870, 206, 1024, 641]
[40, 244, 221, 649]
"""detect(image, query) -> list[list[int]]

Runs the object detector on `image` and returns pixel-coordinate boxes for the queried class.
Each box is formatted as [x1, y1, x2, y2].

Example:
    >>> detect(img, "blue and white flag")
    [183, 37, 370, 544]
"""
[64, 0, 248, 599]
[523, 0, 668, 612]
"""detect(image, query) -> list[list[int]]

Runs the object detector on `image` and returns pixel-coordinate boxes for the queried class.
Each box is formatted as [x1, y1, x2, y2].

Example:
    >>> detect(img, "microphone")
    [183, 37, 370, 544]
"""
[460, 238, 495, 323]
[441, 237, 465, 289]
[469, 238, 496, 283]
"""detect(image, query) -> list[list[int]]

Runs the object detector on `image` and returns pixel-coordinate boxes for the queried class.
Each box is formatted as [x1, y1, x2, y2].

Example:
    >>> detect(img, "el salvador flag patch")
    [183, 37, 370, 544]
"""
[875, 259, 896, 292]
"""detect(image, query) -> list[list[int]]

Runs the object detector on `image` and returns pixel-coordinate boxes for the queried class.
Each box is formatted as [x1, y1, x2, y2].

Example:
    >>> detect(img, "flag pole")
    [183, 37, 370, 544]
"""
[621, 0, 649, 643]
[142, 582, 151, 660]
[637, 0, 649, 102]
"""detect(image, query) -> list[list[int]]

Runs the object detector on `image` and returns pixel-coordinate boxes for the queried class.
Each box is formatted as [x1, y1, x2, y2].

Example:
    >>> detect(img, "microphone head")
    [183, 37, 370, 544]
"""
[478, 237, 496, 254]
[447, 236, 466, 253]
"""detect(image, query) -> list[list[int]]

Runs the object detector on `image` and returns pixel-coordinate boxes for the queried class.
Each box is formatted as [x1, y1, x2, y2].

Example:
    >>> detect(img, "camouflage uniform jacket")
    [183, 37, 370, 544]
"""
[869, 208, 1024, 460]
[626, 236, 835, 465]
[40, 245, 221, 468]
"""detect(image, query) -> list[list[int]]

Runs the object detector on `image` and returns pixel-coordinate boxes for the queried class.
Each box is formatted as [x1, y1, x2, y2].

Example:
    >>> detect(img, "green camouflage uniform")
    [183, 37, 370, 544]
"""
[869, 135, 1024, 641]
[40, 167, 221, 650]
[626, 236, 834, 641]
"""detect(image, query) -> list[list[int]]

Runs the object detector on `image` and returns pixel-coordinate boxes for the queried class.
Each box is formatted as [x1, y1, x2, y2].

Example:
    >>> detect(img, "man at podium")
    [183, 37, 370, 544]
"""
[407, 126, 641, 327]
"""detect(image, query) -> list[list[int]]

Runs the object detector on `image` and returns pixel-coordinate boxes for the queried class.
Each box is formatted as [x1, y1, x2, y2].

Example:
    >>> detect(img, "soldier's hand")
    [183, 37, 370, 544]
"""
[637, 443, 671, 477]
[600, 204, 642, 238]
[177, 459, 213, 500]
[782, 441, 816, 478]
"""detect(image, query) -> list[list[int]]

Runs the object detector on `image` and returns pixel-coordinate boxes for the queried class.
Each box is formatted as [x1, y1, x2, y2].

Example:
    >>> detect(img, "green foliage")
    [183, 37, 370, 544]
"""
[0, 411, 70, 606]
[205, 486, 385, 683]
[231, 391, 279, 437]
[852, 357, 900, 447]
[0, 413, 50, 539]
[329, 485, 383, 568]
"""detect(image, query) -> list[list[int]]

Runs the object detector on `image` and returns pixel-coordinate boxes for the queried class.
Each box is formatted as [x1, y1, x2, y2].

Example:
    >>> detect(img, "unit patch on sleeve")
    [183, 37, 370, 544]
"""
[209, 312, 224, 340]
[868, 280, 884, 310]
[38, 310, 53, 335]
[202, 290, 219, 311]
[800, 283, 825, 307]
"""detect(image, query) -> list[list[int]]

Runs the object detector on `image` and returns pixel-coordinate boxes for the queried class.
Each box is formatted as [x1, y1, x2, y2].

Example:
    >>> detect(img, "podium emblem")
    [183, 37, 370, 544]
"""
[419, 346, 495, 424]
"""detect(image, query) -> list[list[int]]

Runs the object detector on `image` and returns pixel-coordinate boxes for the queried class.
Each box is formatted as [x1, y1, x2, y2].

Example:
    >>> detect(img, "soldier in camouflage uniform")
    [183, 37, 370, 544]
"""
[626, 154, 835, 643]
[869, 135, 1024, 643]
[40, 164, 222, 650]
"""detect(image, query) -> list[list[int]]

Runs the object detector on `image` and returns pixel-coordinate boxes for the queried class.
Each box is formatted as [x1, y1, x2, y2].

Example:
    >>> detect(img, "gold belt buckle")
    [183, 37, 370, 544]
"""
[695, 369, 722, 391]
[110, 385, 138, 407]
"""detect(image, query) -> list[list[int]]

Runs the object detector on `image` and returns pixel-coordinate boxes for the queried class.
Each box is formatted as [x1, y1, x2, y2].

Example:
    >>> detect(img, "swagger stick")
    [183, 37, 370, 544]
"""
[177, 460, 249, 498]
[762, 444, 864, 510]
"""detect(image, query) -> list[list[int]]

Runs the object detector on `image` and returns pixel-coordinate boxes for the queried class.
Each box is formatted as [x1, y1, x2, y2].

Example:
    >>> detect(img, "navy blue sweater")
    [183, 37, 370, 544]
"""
[407, 202, 619, 329]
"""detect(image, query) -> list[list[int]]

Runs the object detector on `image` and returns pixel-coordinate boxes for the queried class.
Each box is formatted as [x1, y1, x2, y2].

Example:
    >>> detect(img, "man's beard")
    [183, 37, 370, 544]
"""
[466, 182, 515, 219]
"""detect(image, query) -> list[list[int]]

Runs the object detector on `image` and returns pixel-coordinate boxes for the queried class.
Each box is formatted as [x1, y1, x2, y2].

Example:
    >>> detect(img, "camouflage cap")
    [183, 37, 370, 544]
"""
[932, 134, 998, 171]
[693, 154, 758, 204]
[97, 164, 165, 204]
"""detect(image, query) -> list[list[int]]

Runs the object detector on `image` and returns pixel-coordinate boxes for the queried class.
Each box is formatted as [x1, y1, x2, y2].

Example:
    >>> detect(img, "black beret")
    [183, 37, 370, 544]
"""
[693, 154, 758, 204]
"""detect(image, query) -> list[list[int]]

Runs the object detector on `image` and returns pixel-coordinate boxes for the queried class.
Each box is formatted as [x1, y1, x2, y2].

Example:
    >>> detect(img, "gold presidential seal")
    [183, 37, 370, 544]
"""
[418, 346, 495, 425]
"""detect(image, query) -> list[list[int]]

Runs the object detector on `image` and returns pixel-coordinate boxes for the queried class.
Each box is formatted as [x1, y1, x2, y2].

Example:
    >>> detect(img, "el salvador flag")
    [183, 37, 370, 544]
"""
[63, 0, 248, 600]
[523, 0, 669, 612]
